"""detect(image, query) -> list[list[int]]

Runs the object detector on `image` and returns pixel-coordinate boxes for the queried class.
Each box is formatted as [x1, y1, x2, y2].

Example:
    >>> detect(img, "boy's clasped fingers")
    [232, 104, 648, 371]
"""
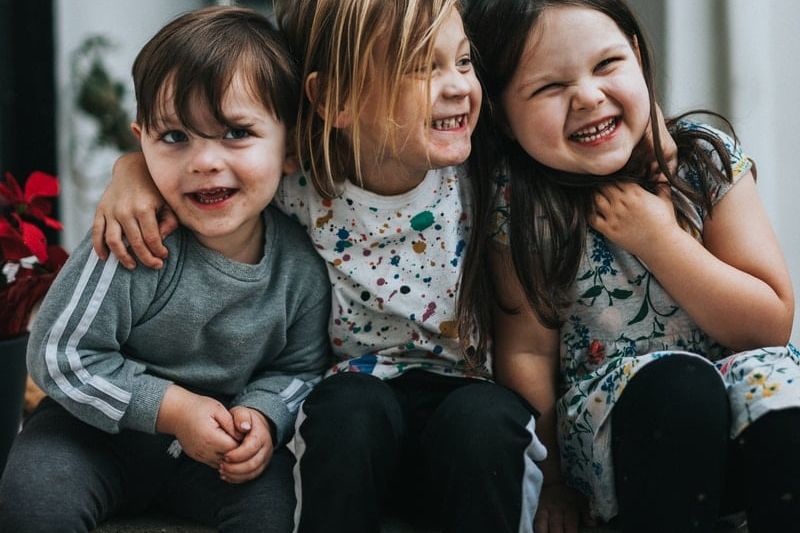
[219, 444, 270, 484]
[219, 407, 274, 483]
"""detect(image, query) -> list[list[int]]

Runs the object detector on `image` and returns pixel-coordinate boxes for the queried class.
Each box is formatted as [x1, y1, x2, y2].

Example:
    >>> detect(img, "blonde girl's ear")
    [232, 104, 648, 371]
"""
[305, 71, 351, 129]
[130, 122, 143, 141]
[282, 137, 301, 175]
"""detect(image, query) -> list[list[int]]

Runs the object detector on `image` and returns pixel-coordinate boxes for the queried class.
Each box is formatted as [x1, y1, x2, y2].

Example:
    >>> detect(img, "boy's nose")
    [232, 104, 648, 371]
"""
[189, 141, 224, 174]
[571, 80, 605, 111]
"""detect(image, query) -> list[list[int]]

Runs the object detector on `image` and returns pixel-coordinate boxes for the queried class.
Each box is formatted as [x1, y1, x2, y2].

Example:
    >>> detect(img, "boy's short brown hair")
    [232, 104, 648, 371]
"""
[133, 6, 298, 135]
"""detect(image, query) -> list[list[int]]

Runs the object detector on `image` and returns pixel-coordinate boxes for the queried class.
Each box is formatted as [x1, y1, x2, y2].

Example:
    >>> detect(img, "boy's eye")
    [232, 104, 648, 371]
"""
[223, 128, 250, 140]
[161, 130, 188, 144]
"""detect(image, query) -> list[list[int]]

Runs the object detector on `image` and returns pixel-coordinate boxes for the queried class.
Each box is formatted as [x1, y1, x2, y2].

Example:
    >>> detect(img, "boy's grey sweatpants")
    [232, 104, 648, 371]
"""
[0, 398, 296, 533]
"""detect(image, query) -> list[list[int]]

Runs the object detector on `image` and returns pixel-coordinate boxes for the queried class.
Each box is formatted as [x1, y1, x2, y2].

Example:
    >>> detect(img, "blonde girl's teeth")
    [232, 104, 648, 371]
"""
[432, 116, 465, 130]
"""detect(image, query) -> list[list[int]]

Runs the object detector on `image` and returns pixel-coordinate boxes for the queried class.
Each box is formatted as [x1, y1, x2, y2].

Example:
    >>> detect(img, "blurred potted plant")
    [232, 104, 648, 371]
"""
[0, 170, 68, 473]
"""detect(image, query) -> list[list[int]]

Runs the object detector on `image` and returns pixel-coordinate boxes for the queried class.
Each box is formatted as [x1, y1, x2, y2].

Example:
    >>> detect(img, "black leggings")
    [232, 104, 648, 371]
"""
[611, 354, 800, 533]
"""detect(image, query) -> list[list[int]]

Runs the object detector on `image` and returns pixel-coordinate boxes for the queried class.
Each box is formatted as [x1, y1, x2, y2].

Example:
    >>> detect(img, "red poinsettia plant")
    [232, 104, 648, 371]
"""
[0, 171, 69, 340]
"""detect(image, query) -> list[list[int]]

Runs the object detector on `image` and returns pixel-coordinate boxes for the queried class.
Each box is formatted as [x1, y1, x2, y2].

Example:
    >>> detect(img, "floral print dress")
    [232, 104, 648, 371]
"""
[494, 123, 800, 520]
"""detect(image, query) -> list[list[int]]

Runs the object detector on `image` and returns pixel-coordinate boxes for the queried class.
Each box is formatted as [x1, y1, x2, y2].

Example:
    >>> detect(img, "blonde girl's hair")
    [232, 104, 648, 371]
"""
[276, 0, 459, 198]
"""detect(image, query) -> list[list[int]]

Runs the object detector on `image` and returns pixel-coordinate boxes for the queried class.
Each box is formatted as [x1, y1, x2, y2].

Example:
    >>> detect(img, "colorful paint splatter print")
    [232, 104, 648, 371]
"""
[493, 122, 800, 520]
[276, 165, 490, 380]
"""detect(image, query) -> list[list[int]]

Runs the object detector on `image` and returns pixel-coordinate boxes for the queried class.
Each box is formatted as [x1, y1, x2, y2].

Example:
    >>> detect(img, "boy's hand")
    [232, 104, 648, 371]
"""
[219, 406, 275, 484]
[91, 152, 178, 270]
[534, 481, 592, 533]
[590, 181, 680, 259]
[157, 386, 240, 469]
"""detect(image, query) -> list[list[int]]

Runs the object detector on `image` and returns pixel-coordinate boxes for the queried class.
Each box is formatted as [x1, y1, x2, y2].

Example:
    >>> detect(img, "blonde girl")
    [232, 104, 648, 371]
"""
[463, 0, 800, 532]
[90, 1, 555, 531]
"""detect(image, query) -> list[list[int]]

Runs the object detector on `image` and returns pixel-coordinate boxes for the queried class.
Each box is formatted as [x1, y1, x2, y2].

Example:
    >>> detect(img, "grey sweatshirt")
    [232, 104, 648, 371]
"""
[27, 206, 331, 446]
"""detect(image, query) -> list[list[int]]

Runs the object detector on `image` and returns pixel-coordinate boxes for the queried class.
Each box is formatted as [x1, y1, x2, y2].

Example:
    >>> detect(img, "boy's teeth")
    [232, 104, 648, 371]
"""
[193, 188, 234, 204]
[432, 115, 464, 130]
[570, 118, 617, 143]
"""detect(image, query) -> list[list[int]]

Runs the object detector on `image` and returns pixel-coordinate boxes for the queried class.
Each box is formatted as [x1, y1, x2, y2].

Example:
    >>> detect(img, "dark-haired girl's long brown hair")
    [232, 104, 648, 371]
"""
[458, 0, 736, 366]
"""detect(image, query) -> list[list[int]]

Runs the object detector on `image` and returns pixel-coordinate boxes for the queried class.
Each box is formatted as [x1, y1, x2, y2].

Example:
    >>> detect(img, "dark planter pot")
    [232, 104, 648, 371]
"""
[0, 333, 28, 476]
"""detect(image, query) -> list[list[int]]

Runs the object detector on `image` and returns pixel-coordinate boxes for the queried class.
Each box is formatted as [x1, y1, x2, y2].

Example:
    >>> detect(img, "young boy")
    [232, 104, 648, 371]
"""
[0, 7, 330, 532]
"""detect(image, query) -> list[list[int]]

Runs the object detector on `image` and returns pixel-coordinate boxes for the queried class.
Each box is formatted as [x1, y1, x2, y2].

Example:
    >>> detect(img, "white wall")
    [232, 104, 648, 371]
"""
[644, 0, 800, 345]
[55, 0, 205, 251]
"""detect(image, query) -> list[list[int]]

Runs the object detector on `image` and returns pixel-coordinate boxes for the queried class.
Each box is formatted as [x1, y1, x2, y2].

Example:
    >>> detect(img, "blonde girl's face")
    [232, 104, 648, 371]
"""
[501, 6, 650, 176]
[357, 7, 482, 192]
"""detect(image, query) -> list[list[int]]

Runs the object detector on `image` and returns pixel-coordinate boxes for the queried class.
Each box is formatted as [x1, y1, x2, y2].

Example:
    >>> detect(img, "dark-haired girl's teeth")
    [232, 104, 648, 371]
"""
[570, 118, 617, 143]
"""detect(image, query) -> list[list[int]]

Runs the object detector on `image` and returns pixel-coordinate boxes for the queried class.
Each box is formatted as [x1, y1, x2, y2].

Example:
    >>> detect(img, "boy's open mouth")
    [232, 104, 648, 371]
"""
[569, 117, 618, 143]
[190, 187, 236, 205]
[432, 114, 466, 131]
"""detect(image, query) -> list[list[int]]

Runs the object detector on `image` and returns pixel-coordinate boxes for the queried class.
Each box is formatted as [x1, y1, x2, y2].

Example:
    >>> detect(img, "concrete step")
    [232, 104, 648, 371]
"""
[93, 512, 749, 532]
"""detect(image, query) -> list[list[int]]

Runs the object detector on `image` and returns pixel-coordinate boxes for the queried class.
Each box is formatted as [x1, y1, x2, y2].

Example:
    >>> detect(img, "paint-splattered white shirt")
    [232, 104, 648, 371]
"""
[276, 165, 490, 380]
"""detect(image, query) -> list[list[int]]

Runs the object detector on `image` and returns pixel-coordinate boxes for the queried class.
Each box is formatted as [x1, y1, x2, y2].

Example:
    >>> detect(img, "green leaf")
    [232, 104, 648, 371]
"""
[627, 298, 649, 325]
[577, 270, 594, 281]
[581, 286, 603, 299]
[610, 289, 633, 299]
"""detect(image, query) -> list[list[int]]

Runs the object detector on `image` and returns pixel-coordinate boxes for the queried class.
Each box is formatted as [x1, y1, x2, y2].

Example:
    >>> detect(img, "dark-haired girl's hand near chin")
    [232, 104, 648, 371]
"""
[91, 151, 178, 269]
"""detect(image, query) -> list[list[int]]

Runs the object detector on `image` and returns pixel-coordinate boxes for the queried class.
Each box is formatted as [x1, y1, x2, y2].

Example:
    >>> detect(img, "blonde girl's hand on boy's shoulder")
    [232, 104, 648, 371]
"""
[590, 181, 680, 260]
[91, 152, 178, 270]
[156, 385, 240, 470]
[219, 406, 275, 484]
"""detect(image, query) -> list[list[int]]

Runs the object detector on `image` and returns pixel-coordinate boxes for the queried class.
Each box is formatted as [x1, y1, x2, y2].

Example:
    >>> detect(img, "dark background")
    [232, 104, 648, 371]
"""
[0, 0, 57, 180]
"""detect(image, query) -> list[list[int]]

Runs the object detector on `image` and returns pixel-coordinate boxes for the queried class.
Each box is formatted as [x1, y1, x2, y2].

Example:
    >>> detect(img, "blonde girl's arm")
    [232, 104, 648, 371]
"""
[490, 246, 584, 532]
[593, 171, 794, 351]
[91, 152, 178, 270]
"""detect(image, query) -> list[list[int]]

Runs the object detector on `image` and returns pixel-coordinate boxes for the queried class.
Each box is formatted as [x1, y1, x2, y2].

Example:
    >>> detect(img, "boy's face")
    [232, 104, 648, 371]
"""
[133, 74, 291, 259]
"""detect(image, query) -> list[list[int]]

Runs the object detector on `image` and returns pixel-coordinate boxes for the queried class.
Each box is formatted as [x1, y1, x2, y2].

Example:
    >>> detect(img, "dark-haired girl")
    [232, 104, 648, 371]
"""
[464, 1, 800, 531]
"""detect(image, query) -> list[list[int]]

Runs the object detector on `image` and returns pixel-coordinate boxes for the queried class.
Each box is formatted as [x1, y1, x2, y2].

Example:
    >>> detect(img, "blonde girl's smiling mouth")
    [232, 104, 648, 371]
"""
[431, 113, 468, 131]
[569, 116, 620, 145]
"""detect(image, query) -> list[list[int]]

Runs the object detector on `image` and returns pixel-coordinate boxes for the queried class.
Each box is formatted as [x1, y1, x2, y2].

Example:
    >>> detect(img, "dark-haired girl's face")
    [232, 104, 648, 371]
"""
[501, 5, 650, 176]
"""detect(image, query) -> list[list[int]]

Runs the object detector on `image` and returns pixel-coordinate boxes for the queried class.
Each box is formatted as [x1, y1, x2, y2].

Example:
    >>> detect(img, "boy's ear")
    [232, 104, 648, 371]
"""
[305, 71, 351, 129]
[130, 122, 143, 141]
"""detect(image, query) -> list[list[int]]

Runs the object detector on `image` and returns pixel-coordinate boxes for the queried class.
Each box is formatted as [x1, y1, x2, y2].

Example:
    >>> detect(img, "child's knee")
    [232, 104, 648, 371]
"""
[297, 373, 402, 449]
[426, 383, 542, 459]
